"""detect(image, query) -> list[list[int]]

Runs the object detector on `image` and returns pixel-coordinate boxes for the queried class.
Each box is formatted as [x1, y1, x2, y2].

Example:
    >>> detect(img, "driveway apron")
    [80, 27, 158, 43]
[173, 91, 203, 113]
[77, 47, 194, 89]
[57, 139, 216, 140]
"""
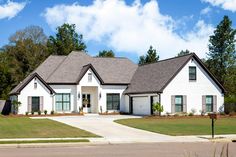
[48, 115, 206, 143]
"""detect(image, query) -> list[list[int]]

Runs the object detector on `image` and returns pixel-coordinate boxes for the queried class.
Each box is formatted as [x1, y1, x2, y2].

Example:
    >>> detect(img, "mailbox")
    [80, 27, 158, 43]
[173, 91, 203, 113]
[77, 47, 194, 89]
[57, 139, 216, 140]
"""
[209, 113, 218, 119]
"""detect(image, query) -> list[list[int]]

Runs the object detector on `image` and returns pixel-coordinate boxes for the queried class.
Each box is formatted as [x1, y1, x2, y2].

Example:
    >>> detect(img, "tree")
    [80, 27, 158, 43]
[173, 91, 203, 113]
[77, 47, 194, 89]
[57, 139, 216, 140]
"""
[12, 100, 21, 114]
[3, 26, 49, 83]
[152, 102, 164, 116]
[97, 50, 115, 57]
[9, 26, 47, 45]
[138, 46, 159, 65]
[0, 25, 49, 100]
[177, 49, 191, 56]
[206, 16, 236, 95]
[0, 52, 13, 99]
[47, 23, 86, 55]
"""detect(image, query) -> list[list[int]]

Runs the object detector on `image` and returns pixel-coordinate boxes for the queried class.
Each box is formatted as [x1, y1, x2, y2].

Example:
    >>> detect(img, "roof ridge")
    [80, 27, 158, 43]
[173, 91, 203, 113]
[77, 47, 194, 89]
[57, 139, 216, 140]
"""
[93, 56, 128, 59]
[45, 55, 68, 81]
[139, 53, 194, 67]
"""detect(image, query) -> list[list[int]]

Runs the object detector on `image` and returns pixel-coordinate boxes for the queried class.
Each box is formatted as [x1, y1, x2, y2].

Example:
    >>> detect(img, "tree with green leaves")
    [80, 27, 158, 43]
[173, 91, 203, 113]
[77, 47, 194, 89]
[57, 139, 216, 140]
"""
[152, 102, 164, 116]
[97, 50, 115, 57]
[3, 26, 49, 84]
[47, 23, 86, 55]
[0, 52, 13, 99]
[206, 16, 236, 95]
[138, 46, 159, 65]
[177, 49, 191, 56]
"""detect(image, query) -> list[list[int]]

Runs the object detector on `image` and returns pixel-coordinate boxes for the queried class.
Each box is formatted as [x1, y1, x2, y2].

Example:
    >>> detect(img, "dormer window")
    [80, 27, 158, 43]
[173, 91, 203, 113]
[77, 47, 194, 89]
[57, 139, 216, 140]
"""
[88, 73, 92, 82]
[189, 66, 196, 80]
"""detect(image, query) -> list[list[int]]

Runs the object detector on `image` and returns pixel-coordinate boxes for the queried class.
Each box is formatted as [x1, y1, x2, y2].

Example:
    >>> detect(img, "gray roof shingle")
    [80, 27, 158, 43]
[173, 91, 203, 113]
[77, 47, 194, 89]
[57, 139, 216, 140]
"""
[124, 54, 193, 94]
[10, 51, 137, 94]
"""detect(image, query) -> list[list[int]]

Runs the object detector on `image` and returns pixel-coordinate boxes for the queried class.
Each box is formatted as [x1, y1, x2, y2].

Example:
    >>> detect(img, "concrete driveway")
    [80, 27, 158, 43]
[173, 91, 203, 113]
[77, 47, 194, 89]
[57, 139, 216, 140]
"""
[48, 115, 206, 143]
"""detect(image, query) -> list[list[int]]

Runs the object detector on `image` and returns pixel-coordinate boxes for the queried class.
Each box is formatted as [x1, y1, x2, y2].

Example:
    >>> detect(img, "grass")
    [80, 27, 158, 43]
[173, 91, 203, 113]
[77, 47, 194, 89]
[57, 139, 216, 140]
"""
[0, 139, 89, 144]
[115, 117, 236, 136]
[0, 117, 98, 138]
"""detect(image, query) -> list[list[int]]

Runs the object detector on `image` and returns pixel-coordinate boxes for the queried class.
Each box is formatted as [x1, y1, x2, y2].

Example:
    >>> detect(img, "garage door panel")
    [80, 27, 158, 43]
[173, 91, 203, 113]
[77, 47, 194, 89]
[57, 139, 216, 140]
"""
[132, 97, 150, 115]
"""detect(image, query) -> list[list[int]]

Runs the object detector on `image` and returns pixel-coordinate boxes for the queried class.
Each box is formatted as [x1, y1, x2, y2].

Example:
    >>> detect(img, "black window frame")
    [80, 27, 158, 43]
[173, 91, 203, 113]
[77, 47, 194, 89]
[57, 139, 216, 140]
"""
[55, 93, 71, 112]
[206, 95, 213, 112]
[189, 66, 197, 81]
[175, 95, 183, 112]
[106, 93, 120, 110]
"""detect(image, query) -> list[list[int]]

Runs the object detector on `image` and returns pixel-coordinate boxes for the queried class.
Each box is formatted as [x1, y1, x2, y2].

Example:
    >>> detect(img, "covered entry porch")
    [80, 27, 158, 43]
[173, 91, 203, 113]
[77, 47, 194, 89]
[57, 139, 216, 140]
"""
[81, 86, 99, 113]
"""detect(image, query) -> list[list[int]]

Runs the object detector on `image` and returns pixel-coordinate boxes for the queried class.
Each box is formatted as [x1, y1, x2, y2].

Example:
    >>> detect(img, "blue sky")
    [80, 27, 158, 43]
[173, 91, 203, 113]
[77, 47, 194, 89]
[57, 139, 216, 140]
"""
[0, 0, 235, 63]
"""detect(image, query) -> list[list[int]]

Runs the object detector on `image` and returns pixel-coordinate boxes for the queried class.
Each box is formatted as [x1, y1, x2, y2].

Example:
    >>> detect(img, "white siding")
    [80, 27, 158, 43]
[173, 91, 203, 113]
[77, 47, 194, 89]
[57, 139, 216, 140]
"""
[161, 58, 224, 114]
[50, 85, 77, 113]
[77, 68, 128, 113]
[17, 78, 53, 114]
[100, 85, 127, 113]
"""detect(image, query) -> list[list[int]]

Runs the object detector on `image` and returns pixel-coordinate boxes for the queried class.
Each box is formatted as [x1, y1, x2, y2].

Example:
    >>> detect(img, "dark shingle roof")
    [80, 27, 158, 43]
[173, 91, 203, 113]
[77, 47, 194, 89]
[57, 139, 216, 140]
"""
[10, 51, 137, 94]
[124, 54, 194, 94]
[10, 73, 55, 95]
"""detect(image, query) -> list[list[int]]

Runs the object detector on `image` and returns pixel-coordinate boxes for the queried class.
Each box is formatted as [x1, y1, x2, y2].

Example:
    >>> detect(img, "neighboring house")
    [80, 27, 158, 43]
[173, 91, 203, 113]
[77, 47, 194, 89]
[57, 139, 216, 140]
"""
[10, 51, 224, 115]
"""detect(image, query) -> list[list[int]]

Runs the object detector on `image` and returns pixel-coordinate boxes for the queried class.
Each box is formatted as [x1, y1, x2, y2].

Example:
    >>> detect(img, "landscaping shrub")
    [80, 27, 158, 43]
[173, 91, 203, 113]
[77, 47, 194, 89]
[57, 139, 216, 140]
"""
[31, 111, 34, 115]
[44, 110, 47, 115]
[188, 113, 194, 116]
[25, 112, 29, 116]
[224, 95, 236, 114]
[38, 111, 41, 115]
[51, 110, 54, 115]
[152, 102, 164, 116]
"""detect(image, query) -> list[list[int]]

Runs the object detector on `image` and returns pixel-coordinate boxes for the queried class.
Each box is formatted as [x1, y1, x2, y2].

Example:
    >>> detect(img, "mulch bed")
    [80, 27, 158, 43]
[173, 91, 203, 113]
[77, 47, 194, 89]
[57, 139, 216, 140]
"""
[144, 115, 236, 119]
[1, 113, 84, 118]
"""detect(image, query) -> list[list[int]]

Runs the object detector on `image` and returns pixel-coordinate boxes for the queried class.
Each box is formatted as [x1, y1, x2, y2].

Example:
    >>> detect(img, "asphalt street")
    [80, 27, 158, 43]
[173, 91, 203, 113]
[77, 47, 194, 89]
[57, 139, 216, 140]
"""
[0, 142, 235, 157]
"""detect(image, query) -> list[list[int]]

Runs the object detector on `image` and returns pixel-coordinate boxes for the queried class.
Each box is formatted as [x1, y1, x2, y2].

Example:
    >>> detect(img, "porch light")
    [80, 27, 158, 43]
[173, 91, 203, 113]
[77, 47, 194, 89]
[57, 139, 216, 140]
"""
[99, 92, 101, 99]
[78, 92, 80, 99]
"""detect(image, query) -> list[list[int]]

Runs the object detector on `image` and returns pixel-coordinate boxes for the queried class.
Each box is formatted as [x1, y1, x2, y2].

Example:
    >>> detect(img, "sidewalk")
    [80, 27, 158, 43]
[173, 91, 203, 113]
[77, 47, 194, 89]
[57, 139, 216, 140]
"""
[0, 134, 235, 148]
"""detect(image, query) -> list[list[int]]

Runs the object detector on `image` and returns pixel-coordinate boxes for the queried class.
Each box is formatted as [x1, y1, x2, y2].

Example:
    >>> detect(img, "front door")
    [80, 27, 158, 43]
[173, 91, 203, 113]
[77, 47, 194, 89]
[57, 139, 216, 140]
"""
[82, 94, 91, 113]
[32, 97, 40, 112]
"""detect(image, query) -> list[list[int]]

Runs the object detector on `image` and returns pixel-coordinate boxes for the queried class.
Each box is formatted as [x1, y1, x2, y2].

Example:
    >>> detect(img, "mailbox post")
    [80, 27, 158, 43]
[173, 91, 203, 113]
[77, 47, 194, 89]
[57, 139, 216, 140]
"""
[209, 113, 218, 139]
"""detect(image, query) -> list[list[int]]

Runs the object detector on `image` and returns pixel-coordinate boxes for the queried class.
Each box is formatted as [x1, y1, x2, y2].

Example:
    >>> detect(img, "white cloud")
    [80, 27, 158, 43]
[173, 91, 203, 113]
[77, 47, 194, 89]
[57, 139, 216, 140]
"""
[202, 0, 236, 12]
[0, 0, 26, 19]
[200, 6, 212, 15]
[43, 0, 214, 59]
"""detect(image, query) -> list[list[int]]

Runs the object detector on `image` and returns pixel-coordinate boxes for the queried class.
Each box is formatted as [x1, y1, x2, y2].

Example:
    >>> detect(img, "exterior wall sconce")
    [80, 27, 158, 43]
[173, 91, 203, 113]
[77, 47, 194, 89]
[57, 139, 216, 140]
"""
[99, 92, 101, 99]
[78, 92, 80, 99]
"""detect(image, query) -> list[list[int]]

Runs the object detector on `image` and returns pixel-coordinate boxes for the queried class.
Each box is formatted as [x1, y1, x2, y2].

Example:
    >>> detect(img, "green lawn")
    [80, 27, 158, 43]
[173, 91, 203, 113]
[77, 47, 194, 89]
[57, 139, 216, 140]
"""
[115, 117, 236, 136]
[0, 117, 98, 138]
[0, 139, 89, 144]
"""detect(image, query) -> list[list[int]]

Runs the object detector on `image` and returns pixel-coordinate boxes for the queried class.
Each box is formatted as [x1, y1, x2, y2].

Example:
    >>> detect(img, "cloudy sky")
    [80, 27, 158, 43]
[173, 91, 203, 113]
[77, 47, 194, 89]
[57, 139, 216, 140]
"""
[0, 0, 235, 62]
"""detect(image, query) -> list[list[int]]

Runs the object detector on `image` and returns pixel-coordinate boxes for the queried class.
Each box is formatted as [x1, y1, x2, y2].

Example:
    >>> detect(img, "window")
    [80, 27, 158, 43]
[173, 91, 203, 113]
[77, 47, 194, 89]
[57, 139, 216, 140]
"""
[34, 82, 37, 89]
[55, 93, 70, 112]
[175, 96, 183, 112]
[206, 95, 213, 112]
[88, 73, 92, 82]
[107, 94, 120, 110]
[189, 66, 196, 80]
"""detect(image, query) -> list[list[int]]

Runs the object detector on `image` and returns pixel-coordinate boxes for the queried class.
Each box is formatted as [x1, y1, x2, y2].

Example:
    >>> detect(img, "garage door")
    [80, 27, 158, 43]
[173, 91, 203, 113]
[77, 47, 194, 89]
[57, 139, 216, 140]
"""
[132, 97, 150, 115]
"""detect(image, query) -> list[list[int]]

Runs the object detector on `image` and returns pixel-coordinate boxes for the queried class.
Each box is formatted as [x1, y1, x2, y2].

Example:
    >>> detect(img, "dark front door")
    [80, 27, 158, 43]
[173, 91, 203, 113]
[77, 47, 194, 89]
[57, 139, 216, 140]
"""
[32, 97, 40, 112]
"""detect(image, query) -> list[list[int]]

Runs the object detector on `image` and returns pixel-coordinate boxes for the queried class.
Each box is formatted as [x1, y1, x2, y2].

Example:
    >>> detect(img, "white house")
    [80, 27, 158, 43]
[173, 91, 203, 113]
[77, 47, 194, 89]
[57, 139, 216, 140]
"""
[10, 51, 225, 115]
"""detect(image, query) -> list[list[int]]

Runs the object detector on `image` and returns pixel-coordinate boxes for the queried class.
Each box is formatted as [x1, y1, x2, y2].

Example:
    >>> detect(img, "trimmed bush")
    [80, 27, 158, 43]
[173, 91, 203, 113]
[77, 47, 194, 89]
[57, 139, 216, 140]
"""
[224, 95, 236, 114]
